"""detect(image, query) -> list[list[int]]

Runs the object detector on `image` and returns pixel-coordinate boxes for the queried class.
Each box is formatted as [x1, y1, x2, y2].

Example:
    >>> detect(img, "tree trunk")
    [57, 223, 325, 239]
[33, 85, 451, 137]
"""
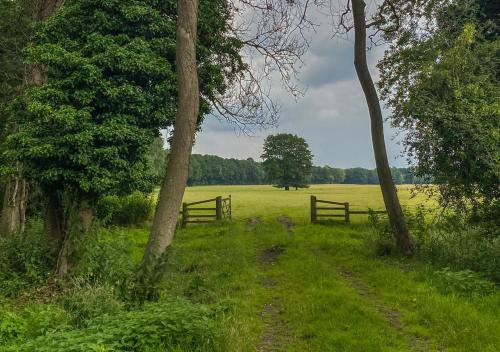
[44, 191, 64, 255]
[0, 171, 27, 236]
[285, 186, 290, 191]
[351, 0, 414, 255]
[137, 0, 200, 295]
[55, 198, 93, 276]
[0, 0, 64, 236]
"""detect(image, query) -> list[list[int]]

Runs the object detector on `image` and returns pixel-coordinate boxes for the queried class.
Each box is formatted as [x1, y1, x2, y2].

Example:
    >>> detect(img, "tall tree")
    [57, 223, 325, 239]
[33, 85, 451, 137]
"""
[351, 0, 413, 255]
[261, 133, 313, 190]
[378, 0, 499, 221]
[0, 0, 64, 236]
[137, 0, 200, 298]
[5, 0, 244, 274]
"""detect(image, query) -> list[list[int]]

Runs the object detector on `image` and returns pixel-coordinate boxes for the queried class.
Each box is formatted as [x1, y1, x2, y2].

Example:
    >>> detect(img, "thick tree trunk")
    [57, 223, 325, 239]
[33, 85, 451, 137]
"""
[351, 0, 414, 255]
[0, 0, 64, 236]
[55, 198, 93, 276]
[43, 191, 64, 255]
[0, 172, 27, 236]
[137, 0, 200, 294]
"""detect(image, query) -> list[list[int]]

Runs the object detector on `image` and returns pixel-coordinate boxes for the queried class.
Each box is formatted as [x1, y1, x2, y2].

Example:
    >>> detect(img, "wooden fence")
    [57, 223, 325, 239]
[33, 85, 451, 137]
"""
[310, 195, 386, 223]
[181, 195, 231, 227]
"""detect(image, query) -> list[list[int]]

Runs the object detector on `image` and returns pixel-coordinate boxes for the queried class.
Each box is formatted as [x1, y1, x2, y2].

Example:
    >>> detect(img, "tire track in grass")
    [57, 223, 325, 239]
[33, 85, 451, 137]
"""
[338, 269, 432, 352]
[257, 226, 290, 352]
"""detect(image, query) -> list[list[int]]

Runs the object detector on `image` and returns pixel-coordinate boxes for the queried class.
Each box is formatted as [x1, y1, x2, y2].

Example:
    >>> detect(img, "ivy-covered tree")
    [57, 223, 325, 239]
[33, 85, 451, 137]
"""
[4, 0, 244, 274]
[261, 133, 313, 190]
[378, 0, 499, 221]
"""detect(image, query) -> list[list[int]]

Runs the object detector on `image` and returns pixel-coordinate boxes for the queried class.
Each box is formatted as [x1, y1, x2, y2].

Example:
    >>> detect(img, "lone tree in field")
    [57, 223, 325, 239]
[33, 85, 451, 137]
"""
[261, 133, 313, 190]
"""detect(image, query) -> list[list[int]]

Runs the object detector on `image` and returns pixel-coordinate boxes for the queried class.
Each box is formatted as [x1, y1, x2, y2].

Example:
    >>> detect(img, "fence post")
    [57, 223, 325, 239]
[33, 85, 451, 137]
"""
[216, 196, 222, 221]
[311, 196, 317, 223]
[344, 202, 350, 223]
[182, 202, 188, 228]
[229, 195, 232, 220]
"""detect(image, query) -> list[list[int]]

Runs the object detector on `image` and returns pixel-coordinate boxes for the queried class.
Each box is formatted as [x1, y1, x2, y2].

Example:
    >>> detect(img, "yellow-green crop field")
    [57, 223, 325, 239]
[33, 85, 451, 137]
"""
[182, 184, 434, 221]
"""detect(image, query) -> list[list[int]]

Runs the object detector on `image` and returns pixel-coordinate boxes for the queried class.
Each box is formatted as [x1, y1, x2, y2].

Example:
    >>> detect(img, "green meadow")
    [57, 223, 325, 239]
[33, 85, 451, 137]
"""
[1, 184, 498, 351]
[140, 184, 498, 351]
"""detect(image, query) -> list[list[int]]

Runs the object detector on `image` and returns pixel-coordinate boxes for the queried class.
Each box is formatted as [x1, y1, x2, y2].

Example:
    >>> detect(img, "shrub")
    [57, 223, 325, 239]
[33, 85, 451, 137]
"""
[366, 210, 394, 256]
[96, 192, 154, 226]
[431, 267, 496, 297]
[71, 230, 135, 288]
[0, 307, 26, 346]
[0, 302, 70, 346]
[13, 299, 217, 352]
[415, 225, 500, 282]
[0, 221, 54, 296]
[58, 281, 124, 326]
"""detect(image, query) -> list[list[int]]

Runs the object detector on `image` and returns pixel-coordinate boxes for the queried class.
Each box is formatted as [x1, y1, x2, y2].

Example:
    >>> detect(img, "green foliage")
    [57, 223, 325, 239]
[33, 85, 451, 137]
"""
[0, 0, 33, 138]
[261, 133, 313, 190]
[366, 211, 395, 256]
[378, 0, 500, 216]
[146, 137, 168, 185]
[414, 220, 500, 282]
[3, 0, 244, 204]
[96, 191, 154, 226]
[57, 281, 124, 326]
[0, 221, 54, 296]
[187, 154, 417, 186]
[70, 229, 136, 289]
[10, 299, 217, 352]
[431, 267, 496, 297]
[188, 154, 266, 186]
[0, 302, 70, 346]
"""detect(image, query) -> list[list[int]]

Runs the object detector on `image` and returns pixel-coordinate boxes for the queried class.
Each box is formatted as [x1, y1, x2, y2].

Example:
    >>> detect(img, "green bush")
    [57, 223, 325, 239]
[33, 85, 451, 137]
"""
[415, 224, 500, 282]
[367, 207, 500, 283]
[0, 302, 70, 346]
[9, 299, 217, 352]
[0, 221, 54, 296]
[71, 230, 135, 288]
[366, 210, 395, 256]
[430, 267, 496, 297]
[96, 192, 154, 226]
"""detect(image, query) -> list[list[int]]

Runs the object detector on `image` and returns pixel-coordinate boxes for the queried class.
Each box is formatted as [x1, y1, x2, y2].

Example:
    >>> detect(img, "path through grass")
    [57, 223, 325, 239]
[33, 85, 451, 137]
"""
[129, 185, 499, 351]
[150, 185, 499, 351]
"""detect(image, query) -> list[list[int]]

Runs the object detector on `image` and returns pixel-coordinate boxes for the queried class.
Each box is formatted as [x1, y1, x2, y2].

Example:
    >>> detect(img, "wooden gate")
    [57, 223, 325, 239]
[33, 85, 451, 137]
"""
[181, 195, 231, 227]
[310, 195, 386, 223]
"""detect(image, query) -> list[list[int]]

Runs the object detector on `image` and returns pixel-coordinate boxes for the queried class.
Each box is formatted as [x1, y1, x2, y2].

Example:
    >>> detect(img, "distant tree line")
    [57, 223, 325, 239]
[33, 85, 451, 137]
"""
[184, 154, 419, 186]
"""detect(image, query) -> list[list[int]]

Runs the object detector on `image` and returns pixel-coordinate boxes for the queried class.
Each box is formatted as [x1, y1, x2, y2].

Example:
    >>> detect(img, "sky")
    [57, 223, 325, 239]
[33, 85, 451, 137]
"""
[192, 7, 407, 169]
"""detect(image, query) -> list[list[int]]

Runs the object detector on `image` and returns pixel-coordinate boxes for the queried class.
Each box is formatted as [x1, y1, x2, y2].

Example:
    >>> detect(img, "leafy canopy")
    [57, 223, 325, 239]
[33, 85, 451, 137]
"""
[261, 133, 313, 190]
[4, 0, 244, 201]
[378, 0, 499, 215]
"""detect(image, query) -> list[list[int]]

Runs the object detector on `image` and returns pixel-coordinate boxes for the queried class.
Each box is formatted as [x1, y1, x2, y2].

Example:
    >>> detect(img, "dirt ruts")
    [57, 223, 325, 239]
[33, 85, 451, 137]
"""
[339, 270, 431, 351]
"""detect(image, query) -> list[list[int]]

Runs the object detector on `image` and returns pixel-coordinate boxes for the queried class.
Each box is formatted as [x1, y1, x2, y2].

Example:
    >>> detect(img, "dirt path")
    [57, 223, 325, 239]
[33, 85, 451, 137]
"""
[257, 242, 289, 352]
[245, 216, 261, 230]
[339, 270, 431, 351]
[277, 215, 294, 234]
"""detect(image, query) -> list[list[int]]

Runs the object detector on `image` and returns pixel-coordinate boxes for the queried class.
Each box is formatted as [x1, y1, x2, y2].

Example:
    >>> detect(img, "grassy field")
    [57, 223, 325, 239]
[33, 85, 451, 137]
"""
[182, 184, 433, 221]
[2, 185, 498, 351]
[146, 185, 498, 351]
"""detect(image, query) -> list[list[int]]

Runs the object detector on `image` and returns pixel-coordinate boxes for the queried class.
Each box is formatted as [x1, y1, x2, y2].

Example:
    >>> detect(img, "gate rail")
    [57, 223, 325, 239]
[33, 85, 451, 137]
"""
[181, 195, 231, 227]
[310, 195, 386, 223]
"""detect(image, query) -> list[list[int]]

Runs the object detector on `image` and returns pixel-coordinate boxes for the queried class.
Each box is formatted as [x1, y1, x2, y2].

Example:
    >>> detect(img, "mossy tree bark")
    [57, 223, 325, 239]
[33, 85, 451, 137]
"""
[137, 0, 200, 298]
[351, 0, 414, 255]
